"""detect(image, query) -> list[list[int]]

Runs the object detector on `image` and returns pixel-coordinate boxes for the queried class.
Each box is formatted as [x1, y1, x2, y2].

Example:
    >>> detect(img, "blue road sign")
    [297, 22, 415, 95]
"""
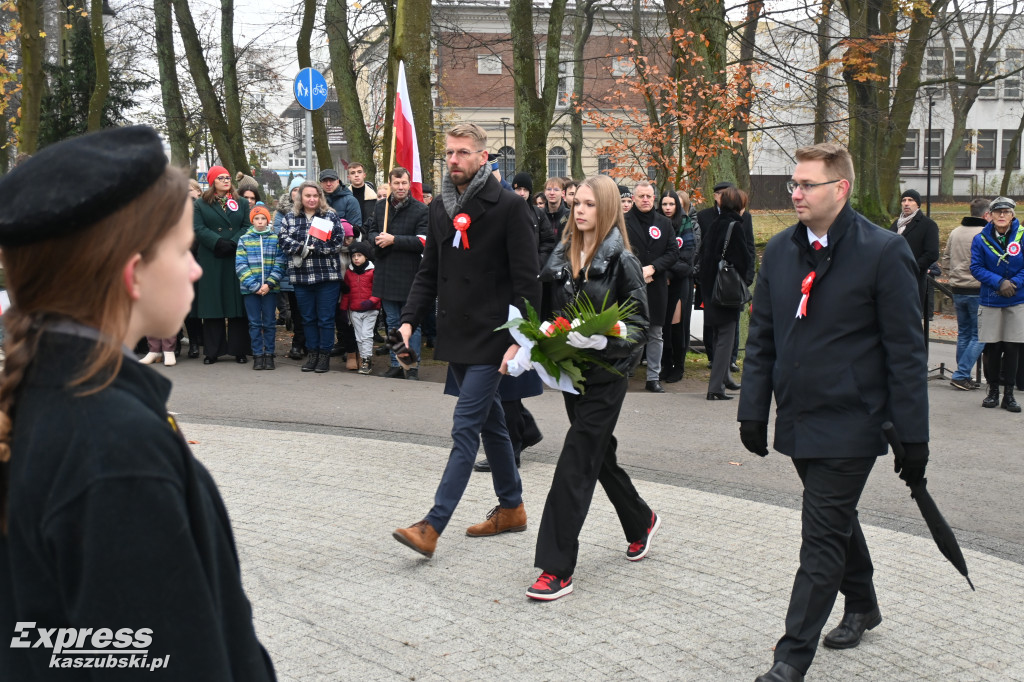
[294, 68, 328, 111]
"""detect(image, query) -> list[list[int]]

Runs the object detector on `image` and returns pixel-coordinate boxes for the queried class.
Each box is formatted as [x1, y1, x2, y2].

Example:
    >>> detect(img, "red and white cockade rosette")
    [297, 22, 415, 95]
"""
[452, 213, 471, 249]
[795, 271, 816, 319]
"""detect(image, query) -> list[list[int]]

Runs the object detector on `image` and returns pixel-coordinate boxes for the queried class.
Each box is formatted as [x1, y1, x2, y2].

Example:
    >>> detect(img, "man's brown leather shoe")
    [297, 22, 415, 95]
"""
[466, 503, 527, 537]
[393, 520, 439, 558]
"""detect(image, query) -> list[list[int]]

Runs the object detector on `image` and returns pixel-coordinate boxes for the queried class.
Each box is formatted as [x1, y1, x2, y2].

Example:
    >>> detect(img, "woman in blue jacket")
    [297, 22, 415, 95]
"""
[971, 196, 1024, 412]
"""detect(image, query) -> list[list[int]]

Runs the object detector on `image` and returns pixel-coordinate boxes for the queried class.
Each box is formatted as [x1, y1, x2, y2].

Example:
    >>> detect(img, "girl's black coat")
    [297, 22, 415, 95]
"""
[698, 210, 753, 326]
[0, 331, 275, 681]
[542, 228, 650, 384]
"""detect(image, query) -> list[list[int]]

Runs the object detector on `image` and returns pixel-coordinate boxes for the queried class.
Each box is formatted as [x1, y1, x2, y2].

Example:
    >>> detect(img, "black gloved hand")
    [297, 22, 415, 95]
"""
[213, 238, 236, 258]
[386, 328, 418, 365]
[739, 420, 769, 457]
[894, 442, 928, 485]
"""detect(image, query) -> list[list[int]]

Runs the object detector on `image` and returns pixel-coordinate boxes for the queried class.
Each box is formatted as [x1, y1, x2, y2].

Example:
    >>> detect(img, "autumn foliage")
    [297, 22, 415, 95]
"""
[585, 29, 761, 199]
[0, 0, 20, 149]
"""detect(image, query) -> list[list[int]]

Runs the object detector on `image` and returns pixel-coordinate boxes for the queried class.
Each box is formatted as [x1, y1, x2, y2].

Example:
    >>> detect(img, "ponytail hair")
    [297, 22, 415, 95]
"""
[0, 166, 189, 532]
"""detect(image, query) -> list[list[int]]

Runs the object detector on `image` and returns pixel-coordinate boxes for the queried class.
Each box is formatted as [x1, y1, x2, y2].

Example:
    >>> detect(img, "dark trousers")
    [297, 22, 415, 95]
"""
[425, 363, 523, 534]
[502, 399, 525, 455]
[774, 456, 877, 674]
[534, 377, 652, 577]
[185, 316, 203, 352]
[982, 341, 1022, 387]
[708, 320, 737, 393]
[661, 277, 687, 376]
[284, 291, 305, 350]
[201, 317, 251, 359]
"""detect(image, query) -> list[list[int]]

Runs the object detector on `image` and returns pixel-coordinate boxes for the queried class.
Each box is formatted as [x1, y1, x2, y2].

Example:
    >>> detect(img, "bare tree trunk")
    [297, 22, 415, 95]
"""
[392, 0, 433, 178]
[16, 0, 45, 154]
[1000, 111, 1024, 196]
[814, 0, 833, 143]
[171, 0, 247, 173]
[298, 0, 334, 172]
[86, 0, 109, 132]
[938, 95, 975, 199]
[732, 0, 762, 189]
[325, 0, 376, 180]
[154, 0, 190, 168]
[569, 0, 598, 180]
[221, 0, 249, 171]
[509, 0, 569, 183]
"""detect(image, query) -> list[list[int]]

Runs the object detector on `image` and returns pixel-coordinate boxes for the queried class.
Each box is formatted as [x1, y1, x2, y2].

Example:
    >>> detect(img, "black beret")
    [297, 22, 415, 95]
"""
[0, 125, 167, 248]
[713, 181, 736, 192]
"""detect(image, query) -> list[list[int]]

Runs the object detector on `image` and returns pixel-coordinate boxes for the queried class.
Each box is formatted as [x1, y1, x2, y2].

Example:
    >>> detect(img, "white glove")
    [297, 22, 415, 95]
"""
[505, 345, 533, 376]
[566, 331, 608, 350]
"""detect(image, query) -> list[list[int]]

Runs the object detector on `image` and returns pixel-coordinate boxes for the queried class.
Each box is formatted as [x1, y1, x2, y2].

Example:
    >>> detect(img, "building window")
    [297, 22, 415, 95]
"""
[597, 154, 615, 175]
[611, 56, 636, 78]
[496, 145, 515, 179]
[925, 130, 944, 169]
[1003, 129, 1021, 170]
[955, 131, 972, 170]
[539, 60, 572, 109]
[979, 59, 998, 98]
[548, 146, 567, 178]
[1005, 50, 1022, 99]
[976, 130, 998, 169]
[901, 130, 919, 169]
[292, 118, 302, 140]
[925, 47, 944, 78]
[646, 164, 658, 181]
[288, 152, 305, 169]
[477, 54, 502, 75]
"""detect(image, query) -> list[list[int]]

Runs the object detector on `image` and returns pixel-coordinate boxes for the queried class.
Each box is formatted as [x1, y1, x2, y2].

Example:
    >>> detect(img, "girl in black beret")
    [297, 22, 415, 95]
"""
[0, 126, 276, 680]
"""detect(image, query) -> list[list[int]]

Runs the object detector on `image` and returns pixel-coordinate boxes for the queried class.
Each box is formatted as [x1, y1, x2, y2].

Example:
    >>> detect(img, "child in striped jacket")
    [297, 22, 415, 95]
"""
[236, 205, 287, 369]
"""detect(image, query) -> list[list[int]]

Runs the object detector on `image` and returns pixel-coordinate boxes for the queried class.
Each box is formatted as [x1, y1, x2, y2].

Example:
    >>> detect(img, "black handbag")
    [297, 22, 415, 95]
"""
[711, 221, 751, 309]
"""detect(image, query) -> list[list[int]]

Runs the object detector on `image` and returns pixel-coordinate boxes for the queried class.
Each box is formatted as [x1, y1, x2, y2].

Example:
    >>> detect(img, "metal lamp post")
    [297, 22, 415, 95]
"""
[925, 89, 936, 217]
[500, 117, 510, 176]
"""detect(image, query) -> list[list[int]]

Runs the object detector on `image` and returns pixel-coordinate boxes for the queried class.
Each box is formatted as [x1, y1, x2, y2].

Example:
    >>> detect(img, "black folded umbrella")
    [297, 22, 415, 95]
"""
[883, 422, 974, 591]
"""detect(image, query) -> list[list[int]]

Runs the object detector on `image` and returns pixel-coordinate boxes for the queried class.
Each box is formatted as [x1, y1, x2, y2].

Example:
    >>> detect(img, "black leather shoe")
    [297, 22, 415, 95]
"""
[187, 344, 200, 359]
[473, 458, 490, 472]
[724, 379, 742, 390]
[754, 661, 804, 682]
[522, 432, 543, 449]
[982, 384, 1000, 408]
[730, 362, 740, 373]
[235, 355, 247, 364]
[645, 380, 665, 393]
[822, 606, 882, 649]
[314, 354, 330, 373]
[405, 368, 419, 381]
[203, 356, 217, 365]
[663, 368, 684, 383]
[706, 392, 733, 400]
[287, 346, 304, 361]
[265, 356, 276, 370]
[301, 351, 319, 372]
[1002, 387, 1021, 413]
[383, 366, 404, 379]
[252, 355, 264, 370]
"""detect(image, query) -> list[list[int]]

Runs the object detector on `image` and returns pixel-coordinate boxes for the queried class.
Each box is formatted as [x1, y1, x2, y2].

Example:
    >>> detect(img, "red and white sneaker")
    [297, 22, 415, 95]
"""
[626, 511, 661, 561]
[526, 572, 574, 601]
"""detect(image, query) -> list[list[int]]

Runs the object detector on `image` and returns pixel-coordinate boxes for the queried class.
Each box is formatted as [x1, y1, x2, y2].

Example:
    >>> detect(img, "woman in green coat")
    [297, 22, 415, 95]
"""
[194, 165, 253, 363]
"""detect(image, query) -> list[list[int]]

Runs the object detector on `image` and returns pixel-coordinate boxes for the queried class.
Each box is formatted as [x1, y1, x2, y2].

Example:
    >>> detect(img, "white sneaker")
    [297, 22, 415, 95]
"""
[163, 352, 176, 367]
[139, 352, 161, 364]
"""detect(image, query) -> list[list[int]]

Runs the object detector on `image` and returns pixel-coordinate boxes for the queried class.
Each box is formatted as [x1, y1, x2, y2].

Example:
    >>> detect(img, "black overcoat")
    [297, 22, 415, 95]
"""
[697, 206, 756, 284]
[402, 174, 541, 364]
[698, 211, 753, 326]
[624, 207, 678, 321]
[889, 210, 940, 275]
[364, 196, 429, 301]
[0, 331, 275, 681]
[738, 204, 929, 458]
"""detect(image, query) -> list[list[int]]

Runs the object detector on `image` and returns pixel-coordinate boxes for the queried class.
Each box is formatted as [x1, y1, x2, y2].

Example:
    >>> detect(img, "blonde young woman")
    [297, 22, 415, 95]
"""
[0, 127, 274, 679]
[528, 174, 661, 601]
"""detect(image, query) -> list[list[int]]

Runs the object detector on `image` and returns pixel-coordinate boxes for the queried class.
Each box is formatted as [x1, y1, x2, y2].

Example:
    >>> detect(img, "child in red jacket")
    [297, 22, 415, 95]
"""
[340, 241, 381, 374]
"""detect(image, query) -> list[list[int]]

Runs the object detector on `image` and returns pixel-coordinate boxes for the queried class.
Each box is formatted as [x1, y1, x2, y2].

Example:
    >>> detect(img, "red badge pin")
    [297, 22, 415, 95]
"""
[1009, 242, 1021, 257]
[649, 226, 661, 240]
[452, 213, 471, 249]
[226, 198, 239, 212]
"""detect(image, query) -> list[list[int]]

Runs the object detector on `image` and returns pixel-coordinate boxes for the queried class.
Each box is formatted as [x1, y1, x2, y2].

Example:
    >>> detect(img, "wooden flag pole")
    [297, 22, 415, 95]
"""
[382, 122, 398, 234]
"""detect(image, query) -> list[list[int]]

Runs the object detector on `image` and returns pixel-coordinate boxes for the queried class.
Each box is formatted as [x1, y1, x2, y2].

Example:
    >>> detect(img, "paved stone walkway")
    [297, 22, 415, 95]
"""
[183, 423, 1023, 682]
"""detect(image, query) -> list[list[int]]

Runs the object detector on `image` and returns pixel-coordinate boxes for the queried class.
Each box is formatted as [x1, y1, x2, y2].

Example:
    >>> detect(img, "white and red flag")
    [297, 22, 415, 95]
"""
[394, 61, 423, 202]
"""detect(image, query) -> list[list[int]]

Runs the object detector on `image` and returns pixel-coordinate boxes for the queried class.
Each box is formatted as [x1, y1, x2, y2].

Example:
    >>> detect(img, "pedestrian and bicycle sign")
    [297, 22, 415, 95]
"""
[294, 68, 328, 111]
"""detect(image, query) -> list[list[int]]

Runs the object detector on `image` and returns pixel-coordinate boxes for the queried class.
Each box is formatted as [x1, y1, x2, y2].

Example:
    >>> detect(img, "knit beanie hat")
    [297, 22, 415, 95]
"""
[348, 240, 373, 259]
[901, 189, 922, 207]
[207, 166, 230, 185]
[249, 205, 272, 225]
[288, 176, 305, 191]
[512, 172, 533, 194]
[236, 171, 260, 194]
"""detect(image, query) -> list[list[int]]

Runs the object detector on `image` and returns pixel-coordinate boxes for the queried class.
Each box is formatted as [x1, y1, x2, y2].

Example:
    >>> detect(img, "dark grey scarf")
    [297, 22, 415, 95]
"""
[441, 164, 491, 219]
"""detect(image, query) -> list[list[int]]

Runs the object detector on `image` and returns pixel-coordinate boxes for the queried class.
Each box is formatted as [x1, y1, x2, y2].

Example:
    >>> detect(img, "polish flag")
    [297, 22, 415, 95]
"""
[394, 61, 423, 202]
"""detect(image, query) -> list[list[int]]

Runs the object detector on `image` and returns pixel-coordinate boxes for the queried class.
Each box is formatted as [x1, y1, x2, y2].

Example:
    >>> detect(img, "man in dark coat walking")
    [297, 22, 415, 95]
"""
[392, 123, 540, 559]
[738, 144, 930, 682]
[365, 166, 429, 379]
[625, 180, 678, 393]
[889, 188, 940, 316]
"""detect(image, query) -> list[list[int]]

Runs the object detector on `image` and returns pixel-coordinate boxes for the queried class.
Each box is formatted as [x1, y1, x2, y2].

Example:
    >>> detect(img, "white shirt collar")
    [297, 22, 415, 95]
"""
[806, 227, 828, 249]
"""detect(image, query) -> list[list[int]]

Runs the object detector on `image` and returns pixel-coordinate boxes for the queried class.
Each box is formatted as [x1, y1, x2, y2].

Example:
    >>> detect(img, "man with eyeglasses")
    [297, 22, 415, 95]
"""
[888, 188, 939, 316]
[738, 144, 929, 682]
[392, 123, 540, 559]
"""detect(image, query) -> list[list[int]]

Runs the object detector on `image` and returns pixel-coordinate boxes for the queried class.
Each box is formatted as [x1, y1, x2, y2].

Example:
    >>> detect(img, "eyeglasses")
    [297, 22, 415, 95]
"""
[444, 149, 485, 160]
[215, 175, 231, 181]
[992, 209, 1014, 217]
[787, 179, 841, 194]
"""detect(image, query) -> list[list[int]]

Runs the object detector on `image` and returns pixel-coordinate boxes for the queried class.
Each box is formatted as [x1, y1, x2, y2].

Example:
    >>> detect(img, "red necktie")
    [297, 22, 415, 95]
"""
[813, 241, 823, 251]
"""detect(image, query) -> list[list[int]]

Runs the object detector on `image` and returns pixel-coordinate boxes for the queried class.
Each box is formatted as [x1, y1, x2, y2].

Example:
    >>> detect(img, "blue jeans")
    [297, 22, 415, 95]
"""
[952, 294, 984, 380]
[425, 363, 523, 534]
[294, 281, 341, 352]
[243, 292, 278, 356]
[382, 299, 421, 368]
